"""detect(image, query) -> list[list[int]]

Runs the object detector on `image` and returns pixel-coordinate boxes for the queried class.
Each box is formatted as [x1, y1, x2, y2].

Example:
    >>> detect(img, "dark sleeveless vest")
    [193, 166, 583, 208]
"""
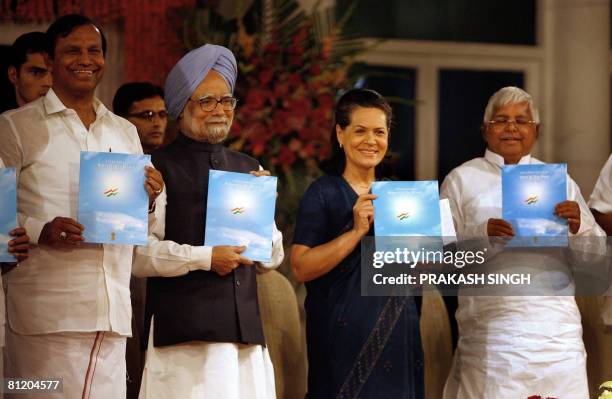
[144, 134, 265, 347]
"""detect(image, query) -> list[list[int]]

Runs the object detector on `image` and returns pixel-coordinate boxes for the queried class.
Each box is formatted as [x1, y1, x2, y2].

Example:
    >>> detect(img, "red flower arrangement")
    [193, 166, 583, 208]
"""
[228, 22, 349, 183]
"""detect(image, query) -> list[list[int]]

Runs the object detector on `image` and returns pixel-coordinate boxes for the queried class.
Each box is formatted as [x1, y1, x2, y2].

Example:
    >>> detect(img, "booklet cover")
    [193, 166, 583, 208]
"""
[204, 170, 278, 263]
[0, 168, 17, 262]
[502, 163, 568, 246]
[372, 180, 443, 254]
[372, 180, 442, 236]
[78, 151, 150, 245]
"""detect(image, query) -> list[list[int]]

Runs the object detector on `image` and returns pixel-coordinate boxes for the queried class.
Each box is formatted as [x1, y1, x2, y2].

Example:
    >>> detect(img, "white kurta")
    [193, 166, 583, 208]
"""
[588, 154, 612, 329]
[0, 89, 146, 336]
[0, 89, 148, 398]
[589, 153, 612, 215]
[440, 149, 604, 399]
[133, 168, 284, 399]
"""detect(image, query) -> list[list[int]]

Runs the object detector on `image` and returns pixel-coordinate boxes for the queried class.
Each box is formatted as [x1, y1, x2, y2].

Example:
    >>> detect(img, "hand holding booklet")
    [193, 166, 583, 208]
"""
[502, 163, 567, 246]
[204, 170, 277, 263]
[0, 167, 17, 262]
[371, 180, 445, 254]
[77, 151, 150, 245]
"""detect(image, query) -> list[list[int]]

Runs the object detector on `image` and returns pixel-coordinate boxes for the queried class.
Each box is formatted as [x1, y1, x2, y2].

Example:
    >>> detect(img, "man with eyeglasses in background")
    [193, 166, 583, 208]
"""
[132, 44, 283, 399]
[113, 82, 168, 154]
[112, 81, 168, 398]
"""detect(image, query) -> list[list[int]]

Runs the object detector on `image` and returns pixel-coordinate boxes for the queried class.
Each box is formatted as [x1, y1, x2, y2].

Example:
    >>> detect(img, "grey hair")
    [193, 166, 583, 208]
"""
[483, 86, 540, 124]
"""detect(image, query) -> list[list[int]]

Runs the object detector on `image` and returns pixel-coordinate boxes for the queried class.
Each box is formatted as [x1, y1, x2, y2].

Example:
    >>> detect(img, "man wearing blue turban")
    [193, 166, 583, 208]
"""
[132, 44, 284, 399]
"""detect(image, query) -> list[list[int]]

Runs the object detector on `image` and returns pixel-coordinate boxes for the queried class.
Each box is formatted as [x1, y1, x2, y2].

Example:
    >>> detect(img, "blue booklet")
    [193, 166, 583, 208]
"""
[0, 168, 17, 262]
[204, 170, 277, 263]
[372, 180, 443, 255]
[502, 163, 567, 246]
[78, 151, 150, 245]
[372, 180, 442, 236]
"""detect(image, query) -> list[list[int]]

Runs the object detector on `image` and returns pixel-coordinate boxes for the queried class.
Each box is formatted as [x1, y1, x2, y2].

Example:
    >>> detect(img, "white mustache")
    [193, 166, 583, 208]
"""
[206, 118, 229, 124]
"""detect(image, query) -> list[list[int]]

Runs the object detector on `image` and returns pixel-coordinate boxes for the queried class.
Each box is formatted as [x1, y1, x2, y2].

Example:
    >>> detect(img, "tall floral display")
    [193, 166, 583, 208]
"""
[182, 0, 364, 233]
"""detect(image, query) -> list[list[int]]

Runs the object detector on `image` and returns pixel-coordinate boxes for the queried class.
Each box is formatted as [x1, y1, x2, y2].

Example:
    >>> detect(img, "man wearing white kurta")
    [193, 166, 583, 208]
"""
[0, 14, 164, 398]
[0, 158, 29, 397]
[441, 87, 603, 399]
[133, 44, 283, 399]
[588, 156, 612, 330]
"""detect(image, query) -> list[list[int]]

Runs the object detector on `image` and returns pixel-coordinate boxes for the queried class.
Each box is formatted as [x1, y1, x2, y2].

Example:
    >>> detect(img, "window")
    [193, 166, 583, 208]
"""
[338, 0, 536, 45]
[437, 69, 524, 179]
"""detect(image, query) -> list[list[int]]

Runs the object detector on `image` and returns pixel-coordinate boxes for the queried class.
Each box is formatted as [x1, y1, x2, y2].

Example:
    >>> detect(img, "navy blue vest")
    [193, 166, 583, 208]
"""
[144, 134, 265, 347]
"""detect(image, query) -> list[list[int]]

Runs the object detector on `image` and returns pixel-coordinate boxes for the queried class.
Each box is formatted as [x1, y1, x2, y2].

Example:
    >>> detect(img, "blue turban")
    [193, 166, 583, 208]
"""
[164, 44, 238, 119]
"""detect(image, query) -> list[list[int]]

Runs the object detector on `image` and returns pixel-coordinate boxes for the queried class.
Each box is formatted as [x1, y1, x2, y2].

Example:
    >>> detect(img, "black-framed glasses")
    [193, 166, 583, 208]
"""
[192, 96, 238, 112]
[127, 110, 168, 121]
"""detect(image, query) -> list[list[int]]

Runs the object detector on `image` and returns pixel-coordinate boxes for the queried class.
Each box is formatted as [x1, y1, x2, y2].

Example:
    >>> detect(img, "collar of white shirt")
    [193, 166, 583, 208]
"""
[484, 148, 532, 168]
[43, 88, 109, 121]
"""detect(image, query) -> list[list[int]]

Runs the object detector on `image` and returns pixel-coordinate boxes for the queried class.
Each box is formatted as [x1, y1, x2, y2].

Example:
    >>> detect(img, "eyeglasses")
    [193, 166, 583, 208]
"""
[488, 117, 537, 129]
[127, 110, 168, 121]
[191, 96, 238, 112]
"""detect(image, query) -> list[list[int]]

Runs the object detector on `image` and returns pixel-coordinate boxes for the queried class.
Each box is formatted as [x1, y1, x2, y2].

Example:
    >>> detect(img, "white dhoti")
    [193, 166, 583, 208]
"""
[4, 327, 126, 399]
[443, 296, 589, 399]
[139, 320, 275, 399]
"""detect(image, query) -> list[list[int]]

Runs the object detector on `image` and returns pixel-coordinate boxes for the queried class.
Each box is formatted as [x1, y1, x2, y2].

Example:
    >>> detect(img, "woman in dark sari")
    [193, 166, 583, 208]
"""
[291, 89, 424, 399]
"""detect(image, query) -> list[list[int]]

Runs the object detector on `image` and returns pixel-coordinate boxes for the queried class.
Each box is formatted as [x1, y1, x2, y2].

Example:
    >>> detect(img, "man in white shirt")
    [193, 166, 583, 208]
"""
[133, 44, 283, 399]
[588, 157, 612, 330]
[0, 14, 163, 398]
[440, 86, 603, 399]
[0, 158, 29, 393]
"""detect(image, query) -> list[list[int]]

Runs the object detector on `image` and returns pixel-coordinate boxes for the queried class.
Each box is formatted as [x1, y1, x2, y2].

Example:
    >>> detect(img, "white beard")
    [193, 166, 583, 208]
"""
[182, 110, 232, 144]
[205, 122, 229, 144]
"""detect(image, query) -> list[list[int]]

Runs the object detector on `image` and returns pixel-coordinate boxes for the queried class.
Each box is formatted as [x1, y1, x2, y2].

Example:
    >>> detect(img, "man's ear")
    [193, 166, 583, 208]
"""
[7, 66, 17, 85]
